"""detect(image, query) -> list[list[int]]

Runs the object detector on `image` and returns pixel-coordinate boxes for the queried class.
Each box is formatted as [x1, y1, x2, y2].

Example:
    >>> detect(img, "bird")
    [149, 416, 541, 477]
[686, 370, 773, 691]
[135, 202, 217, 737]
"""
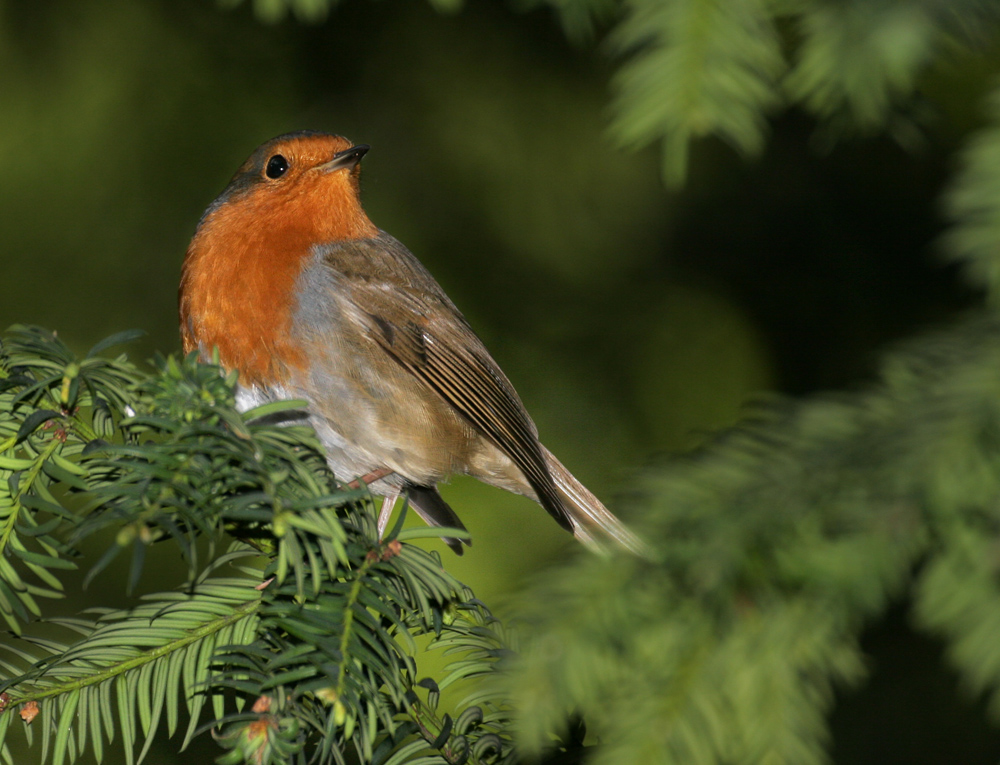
[179, 130, 645, 555]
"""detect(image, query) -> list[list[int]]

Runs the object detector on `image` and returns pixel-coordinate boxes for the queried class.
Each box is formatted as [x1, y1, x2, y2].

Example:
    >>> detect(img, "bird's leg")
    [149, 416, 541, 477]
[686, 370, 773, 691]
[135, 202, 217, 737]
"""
[346, 466, 394, 490]
[377, 489, 401, 541]
[343, 467, 399, 541]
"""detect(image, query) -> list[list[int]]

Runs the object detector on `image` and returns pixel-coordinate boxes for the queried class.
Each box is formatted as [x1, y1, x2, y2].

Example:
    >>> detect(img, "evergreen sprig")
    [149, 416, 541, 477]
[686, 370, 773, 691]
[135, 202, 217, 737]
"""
[0, 328, 514, 765]
[946, 82, 1000, 305]
[609, 0, 784, 183]
[0, 325, 146, 635]
[0, 564, 261, 765]
[505, 316, 1000, 764]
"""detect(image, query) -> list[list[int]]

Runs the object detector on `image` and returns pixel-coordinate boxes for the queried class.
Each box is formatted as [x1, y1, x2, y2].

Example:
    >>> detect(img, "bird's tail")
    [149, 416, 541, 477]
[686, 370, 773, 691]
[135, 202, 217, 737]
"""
[542, 446, 651, 557]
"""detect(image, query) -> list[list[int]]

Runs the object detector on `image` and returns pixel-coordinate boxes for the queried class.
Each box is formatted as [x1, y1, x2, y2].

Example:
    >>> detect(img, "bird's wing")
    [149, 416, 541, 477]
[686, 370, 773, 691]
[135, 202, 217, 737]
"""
[318, 237, 571, 530]
[359, 283, 571, 531]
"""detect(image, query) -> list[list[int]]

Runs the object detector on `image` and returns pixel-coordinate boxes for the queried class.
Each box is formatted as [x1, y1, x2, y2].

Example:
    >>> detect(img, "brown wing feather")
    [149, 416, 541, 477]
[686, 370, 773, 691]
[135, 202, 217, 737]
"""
[321, 234, 572, 531]
[393, 330, 570, 530]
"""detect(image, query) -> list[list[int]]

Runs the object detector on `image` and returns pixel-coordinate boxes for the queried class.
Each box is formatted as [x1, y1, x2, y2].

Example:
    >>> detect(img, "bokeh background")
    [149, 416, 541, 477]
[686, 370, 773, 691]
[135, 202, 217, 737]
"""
[1, 1, 997, 762]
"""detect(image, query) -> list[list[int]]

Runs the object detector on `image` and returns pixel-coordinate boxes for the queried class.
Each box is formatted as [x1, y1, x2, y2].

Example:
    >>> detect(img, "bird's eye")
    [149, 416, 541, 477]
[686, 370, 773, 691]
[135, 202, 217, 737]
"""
[265, 154, 289, 179]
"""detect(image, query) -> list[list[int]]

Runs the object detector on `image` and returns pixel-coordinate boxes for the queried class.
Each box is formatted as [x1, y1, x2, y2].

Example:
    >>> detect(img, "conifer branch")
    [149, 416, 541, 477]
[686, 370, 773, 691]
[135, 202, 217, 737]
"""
[0, 327, 516, 765]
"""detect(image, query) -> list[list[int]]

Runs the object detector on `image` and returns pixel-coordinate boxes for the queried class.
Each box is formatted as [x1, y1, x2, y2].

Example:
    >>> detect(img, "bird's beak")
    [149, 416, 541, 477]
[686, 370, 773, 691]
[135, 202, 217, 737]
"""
[320, 144, 370, 173]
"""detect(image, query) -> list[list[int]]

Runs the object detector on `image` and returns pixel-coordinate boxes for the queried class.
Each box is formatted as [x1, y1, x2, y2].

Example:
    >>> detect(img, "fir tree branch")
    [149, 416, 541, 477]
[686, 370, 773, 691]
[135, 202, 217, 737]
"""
[946, 82, 1000, 305]
[609, 0, 784, 184]
[506, 315, 1000, 764]
[0, 327, 517, 765]
[2, 597, 261, 707]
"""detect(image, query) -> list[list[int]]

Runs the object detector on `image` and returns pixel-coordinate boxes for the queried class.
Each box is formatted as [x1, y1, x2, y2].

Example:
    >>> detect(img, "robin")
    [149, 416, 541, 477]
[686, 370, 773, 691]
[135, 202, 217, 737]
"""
[180, 131, 645, 555]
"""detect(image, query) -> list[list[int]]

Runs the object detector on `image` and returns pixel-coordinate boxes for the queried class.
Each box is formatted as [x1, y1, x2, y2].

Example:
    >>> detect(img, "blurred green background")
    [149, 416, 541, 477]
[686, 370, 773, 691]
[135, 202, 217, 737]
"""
[0, 0, 996, 762]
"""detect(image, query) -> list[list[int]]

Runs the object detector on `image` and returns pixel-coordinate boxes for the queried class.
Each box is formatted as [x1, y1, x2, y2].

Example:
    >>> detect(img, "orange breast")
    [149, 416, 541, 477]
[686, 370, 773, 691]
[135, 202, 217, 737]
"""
[179, 177, 377, 387]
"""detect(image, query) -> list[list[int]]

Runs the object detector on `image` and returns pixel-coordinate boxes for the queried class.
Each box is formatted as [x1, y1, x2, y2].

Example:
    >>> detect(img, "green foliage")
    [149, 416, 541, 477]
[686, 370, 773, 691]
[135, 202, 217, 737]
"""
[609, 0, 784, 183]
[0, 326, 145, 635]
[0, 566, 261, 765]
[506, 318, 1000, 763]
[0, 328, 514, 765]
[76, 352, 349, 593]
[605, 0, 1000, 182]
[784, 0, 935, 133]
[946, 82, 1000, 304]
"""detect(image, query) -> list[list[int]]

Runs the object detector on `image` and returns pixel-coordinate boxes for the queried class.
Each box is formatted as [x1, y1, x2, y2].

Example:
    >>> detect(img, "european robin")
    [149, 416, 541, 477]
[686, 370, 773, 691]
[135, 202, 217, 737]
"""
[180, 131, 644, 555]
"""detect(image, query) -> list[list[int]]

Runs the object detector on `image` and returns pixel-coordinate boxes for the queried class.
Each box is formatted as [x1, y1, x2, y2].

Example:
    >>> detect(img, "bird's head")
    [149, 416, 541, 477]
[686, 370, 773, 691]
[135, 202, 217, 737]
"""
[196, 131, 377, 244]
